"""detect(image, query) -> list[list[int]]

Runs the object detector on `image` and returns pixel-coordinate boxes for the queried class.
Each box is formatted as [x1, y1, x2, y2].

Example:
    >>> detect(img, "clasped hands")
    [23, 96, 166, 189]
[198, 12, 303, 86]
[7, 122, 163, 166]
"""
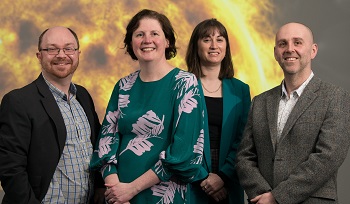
[200, 173, 227, 202]
[105, 182, 136, 204]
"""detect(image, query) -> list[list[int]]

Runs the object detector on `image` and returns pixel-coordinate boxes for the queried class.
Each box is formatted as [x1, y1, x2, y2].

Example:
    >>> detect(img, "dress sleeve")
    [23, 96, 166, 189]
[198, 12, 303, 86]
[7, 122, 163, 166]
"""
[90, 82, 121, 179]
[151, 71, 208, 183]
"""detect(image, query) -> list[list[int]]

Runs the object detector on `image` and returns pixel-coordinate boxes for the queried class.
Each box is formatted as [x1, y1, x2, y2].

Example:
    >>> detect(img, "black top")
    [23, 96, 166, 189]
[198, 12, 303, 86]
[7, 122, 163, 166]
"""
[205, 96, 223, 149]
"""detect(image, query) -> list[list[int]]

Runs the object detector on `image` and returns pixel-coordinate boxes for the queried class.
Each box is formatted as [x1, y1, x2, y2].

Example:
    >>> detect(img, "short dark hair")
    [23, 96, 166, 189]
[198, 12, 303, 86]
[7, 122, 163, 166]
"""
[123, 9, 177, 60]
[186, 19, 234, 79]
[38, 27, 80, 51]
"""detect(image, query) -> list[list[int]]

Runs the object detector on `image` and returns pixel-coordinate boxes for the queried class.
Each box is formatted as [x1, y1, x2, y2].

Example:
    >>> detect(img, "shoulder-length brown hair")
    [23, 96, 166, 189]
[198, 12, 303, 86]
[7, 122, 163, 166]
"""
[186, 19, 234, 79]
[123, 9, 177, 60]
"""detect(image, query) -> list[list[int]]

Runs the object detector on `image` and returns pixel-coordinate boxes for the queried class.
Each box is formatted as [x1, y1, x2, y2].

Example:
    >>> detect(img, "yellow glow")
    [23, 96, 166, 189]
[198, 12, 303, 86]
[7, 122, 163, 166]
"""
[0, 0, 283, 120]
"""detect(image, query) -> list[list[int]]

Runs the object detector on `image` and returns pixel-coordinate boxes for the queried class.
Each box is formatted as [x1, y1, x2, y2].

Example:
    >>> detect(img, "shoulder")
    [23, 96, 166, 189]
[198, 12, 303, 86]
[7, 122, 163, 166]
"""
[175, 68, 197, 77]
[121, 70, 140, 81]
[2, 80, 37, 101]
[117, 70, 140, 85]
[223, 78, 250, 96]
[0, 81, 40, 114]
[224, 78, 249, 89]
[253, 84, 281, 101]
[172, 68, 198, 84]
[74, 84, 94, 103]
[308, 76, 349, 98]
[75, 84, 89, 93]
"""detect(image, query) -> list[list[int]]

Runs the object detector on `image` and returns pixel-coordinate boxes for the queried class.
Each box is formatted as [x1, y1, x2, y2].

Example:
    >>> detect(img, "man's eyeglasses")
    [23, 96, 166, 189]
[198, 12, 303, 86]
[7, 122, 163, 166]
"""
[39, 47, 78, 55]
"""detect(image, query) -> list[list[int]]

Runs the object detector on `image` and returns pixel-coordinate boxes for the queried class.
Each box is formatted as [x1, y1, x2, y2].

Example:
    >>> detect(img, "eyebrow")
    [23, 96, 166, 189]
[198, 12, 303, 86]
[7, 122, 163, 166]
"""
[46, 43, 76, 47]
[276, 37, 304, 43]
[203, 34, 224, 38]
[292, 37, 304, 41]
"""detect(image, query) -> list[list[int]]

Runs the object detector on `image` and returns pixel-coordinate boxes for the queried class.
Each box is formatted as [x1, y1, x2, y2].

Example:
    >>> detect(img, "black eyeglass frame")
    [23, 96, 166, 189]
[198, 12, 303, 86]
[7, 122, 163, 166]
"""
[39, 47, 79, 55]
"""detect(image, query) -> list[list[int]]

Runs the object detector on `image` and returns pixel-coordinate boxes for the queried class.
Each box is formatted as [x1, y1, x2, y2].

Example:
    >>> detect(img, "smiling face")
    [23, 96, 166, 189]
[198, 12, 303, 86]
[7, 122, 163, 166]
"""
[36, 26, 80, 82]
[131, 18, 169, 63]
[274, 23, 318, 78]
[197, 29, 226, 67]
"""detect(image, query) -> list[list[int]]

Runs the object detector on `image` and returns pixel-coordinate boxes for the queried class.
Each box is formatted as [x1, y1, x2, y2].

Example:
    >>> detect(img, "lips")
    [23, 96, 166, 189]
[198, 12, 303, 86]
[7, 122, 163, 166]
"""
[141, 47, 155, 51]
[284, 57, 298, 61]
[52, 61, 71, 65]
[208, 52, 220, 56]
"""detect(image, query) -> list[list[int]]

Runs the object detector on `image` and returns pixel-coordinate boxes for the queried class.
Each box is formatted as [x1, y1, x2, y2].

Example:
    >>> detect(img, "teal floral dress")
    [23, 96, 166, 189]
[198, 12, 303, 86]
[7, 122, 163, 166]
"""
[90, 68, 208, 203]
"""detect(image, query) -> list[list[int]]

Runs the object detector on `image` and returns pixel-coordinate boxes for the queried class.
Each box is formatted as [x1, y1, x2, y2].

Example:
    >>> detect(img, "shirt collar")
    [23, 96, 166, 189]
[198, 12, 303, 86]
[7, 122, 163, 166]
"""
[281, 72, 314, 98]
[43, 75, 77, 101]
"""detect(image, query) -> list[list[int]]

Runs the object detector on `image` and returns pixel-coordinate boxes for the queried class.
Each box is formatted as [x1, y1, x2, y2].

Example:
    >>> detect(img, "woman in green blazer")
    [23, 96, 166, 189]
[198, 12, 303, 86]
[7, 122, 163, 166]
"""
[186, 19, 251, 204]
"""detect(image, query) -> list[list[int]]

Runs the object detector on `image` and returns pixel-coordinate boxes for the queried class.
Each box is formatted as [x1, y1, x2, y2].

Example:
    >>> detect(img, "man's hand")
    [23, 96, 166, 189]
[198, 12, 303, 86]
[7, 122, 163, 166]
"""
[250, 192, 277, 204]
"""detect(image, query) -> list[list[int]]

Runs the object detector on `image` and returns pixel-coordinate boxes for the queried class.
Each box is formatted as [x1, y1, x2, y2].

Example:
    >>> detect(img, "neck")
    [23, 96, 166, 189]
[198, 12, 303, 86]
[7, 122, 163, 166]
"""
[200, 65, 222, 97]
[200, 65, 220, 81]
[43, 73, 72, 96]
[139, 61, 174, 82]
[284, 70, 311, 95]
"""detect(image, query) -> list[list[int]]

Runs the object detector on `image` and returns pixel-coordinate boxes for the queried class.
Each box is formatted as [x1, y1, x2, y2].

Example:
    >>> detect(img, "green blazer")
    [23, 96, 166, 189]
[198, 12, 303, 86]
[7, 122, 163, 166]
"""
[192, 78, 251, 204]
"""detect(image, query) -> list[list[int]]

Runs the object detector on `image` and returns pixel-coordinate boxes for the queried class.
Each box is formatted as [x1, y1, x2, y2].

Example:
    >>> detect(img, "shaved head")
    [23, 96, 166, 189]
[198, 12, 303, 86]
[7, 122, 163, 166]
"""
[275, 22, 314, 45]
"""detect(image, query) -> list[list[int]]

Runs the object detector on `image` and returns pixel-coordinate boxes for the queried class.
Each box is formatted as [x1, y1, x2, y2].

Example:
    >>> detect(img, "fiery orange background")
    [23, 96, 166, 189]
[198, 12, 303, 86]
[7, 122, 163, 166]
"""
[0, 0, 282, 120]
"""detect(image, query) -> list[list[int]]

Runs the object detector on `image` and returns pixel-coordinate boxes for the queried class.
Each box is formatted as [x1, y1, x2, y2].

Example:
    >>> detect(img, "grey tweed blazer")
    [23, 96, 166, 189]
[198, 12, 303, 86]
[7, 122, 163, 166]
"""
[236, 76, 350, 204]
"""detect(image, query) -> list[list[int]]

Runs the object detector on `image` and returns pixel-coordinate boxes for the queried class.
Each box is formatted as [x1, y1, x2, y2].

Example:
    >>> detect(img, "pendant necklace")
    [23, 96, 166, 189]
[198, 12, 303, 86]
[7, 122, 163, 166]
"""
[201, 82, 222, 93]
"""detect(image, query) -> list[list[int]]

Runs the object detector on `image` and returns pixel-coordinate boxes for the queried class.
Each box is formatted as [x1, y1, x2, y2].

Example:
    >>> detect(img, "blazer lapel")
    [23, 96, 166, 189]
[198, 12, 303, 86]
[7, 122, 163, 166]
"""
[222, 79, 240, 129]
[278, 77, 321, 143]
[220, 79, 240, 166]
[266, 86, 281, 151]
[76, 89, 95, 140]
[35, 74, 66, 154]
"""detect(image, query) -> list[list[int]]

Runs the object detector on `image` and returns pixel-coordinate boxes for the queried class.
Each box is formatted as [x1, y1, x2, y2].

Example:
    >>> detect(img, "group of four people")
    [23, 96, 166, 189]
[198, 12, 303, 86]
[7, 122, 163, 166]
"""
[0, 8, 349, 204]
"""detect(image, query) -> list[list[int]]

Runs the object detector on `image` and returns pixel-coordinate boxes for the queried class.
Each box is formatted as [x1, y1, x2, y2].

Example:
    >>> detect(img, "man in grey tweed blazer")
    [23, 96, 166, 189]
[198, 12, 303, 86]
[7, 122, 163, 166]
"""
[236, 22, 350, 204]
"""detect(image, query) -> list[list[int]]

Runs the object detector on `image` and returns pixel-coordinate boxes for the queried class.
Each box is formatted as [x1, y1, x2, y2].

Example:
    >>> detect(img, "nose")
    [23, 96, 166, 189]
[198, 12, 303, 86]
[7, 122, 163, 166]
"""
[210, 40, 218, 49]
[56, 49, 67, 57]
[142, 34, 152, 44]
[285, 42, 295, 53]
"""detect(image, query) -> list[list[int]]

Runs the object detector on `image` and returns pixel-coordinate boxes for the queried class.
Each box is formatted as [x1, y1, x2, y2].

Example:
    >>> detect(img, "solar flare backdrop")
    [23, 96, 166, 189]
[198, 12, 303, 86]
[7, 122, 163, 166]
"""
[0, 0, 283, 119]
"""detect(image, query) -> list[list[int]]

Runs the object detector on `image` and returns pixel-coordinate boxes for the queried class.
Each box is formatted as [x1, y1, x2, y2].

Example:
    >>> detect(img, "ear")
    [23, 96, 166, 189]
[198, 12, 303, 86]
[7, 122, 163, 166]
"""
[36, 52, 41, 60]
[310, 43, 318, 59]
[273, 46, 278, 61]
[166, 39, 169, 48]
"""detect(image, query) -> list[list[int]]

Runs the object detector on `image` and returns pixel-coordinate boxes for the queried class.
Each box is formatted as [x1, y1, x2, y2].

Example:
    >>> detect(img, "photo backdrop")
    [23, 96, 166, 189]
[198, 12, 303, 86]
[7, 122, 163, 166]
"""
[0, 0, 349, 203]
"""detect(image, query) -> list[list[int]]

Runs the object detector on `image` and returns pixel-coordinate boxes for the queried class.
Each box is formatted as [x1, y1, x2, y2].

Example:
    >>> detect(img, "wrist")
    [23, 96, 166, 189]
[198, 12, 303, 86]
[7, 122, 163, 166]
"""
[104, 173, 119, 186]
[131, 180, 142, 196]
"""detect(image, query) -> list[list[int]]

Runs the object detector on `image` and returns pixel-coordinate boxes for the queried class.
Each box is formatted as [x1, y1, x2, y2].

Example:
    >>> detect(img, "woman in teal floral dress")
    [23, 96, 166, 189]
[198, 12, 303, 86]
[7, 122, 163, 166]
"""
[90, 9, 209, 204]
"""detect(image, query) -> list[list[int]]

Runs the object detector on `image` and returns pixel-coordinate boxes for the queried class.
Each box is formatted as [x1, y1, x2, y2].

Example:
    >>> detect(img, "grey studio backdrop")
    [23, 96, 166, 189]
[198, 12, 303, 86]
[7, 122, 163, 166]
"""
[0, 0, 349, 203]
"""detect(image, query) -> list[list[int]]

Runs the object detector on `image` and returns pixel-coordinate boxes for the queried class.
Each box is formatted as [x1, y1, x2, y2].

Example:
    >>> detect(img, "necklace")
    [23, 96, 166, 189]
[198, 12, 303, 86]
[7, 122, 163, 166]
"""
[201, 82, 222, 93]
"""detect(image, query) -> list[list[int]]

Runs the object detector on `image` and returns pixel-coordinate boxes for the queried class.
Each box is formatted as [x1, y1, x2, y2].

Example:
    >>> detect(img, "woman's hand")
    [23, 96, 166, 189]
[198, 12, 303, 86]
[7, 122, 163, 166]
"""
[200, 173, 225, 195]
[105, 182, 136, 204]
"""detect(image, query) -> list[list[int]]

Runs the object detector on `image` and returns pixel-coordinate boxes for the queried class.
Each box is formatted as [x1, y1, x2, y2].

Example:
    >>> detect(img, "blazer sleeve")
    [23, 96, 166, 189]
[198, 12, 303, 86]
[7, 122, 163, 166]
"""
[0, 92, 41, 204]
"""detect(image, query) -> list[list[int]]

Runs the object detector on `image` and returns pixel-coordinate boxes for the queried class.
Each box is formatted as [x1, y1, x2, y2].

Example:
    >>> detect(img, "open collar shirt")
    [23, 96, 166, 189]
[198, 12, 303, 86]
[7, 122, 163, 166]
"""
[42, 78, 93, 204]
[277, 72, 314, 142]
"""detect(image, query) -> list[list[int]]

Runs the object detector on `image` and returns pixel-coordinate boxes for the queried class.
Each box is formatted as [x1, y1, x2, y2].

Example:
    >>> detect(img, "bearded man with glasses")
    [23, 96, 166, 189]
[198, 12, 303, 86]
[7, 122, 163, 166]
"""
[0, 26, 105, 204]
